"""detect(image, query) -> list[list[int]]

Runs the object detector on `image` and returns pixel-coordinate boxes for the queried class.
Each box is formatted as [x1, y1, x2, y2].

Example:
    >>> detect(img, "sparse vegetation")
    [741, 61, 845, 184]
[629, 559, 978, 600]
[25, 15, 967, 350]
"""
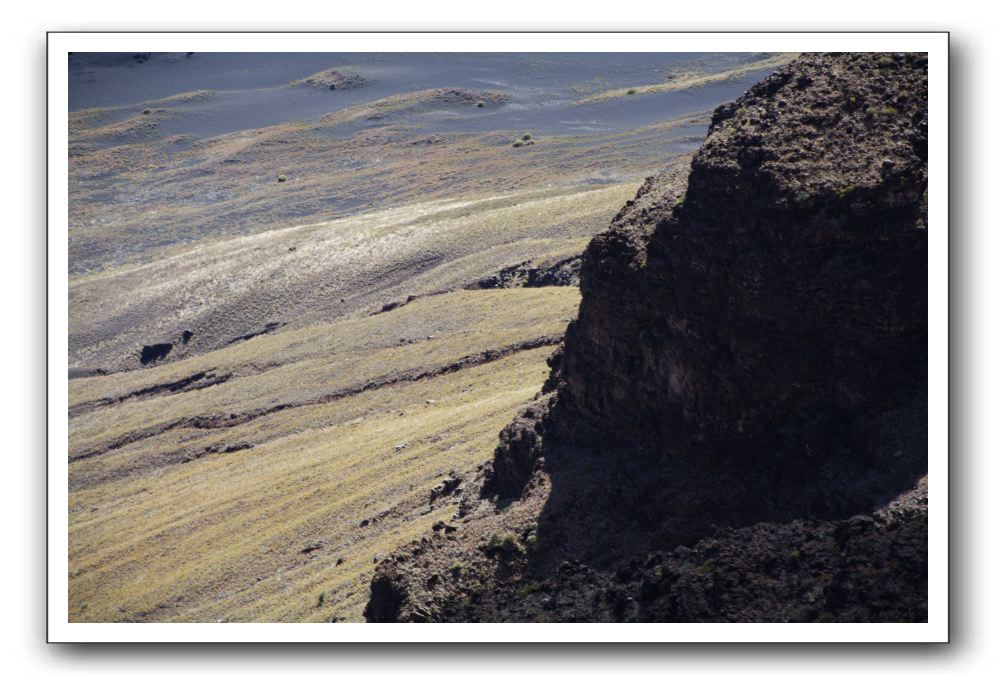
[697, 559, 716, 574]
[511, 134, 536, 148]
[69, 53, 826, 626]
[525, 532, 540, 551]
[577, 53, 799, 104]
[68, 288, 582, 622]
[488, 532, 523, 554]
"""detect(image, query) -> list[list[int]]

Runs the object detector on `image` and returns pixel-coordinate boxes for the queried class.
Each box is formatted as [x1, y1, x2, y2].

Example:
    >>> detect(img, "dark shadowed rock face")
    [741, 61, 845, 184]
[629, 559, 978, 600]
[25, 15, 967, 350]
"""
[366, 53, 929, 623]
[553, 51, 927, 461]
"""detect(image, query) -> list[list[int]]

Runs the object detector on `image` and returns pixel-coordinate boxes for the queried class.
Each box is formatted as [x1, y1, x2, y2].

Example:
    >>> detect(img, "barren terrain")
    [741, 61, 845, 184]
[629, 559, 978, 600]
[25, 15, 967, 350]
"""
[68, 52, 790, 621]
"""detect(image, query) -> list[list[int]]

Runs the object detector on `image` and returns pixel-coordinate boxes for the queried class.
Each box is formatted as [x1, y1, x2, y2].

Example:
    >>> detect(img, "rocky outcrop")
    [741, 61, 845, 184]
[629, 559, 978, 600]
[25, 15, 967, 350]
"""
[139, 343, 172, 366]
[466, 255, 583, 290]
[366, 53, 929, 623]
[551, 52, 927, 462]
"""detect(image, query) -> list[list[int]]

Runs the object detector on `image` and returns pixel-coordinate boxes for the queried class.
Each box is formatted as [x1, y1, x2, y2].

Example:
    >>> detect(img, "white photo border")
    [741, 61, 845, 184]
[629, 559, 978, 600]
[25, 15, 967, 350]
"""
[47, 31, 949, 643]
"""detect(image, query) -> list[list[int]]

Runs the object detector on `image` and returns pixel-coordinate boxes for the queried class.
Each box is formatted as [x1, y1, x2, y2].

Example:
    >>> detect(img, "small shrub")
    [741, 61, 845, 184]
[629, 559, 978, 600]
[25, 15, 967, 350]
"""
[502, 533, 522, 553]
[449, 560, 464, 575]
[521, 133, 532, 141]
[512, 140, 524, 148]
[487, 532, 522, 553]
[277, 174, 288, 183]
[476, 101, 485, 108]
[869, 106, 899, 117]
[788, 549, 801, 559]
[317, 591, 326, 607]
[626, 88, 637, 96]
[522, 582, 542, 595]
[697, 559, 715, 574]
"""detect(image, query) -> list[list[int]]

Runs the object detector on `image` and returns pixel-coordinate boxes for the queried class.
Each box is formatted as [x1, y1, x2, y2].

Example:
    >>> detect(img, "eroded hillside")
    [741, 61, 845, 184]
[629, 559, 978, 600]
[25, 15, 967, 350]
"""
[366, 52, 929, 623]
[67, 51, 806, 623]
[69, 288, 579, 621]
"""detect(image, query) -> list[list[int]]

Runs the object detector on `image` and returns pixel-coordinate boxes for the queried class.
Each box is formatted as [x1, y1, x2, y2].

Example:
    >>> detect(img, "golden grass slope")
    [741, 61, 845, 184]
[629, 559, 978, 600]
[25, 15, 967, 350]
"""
[576, 53, 800, 104]
[69, 182, 636, 373]
[69, 287, 579, 622]
[67, 88, 698, 275]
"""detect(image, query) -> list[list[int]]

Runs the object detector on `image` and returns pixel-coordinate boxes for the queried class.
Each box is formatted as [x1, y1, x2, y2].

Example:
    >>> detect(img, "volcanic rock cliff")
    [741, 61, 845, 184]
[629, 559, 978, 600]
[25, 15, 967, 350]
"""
[365, 52, 929, 623]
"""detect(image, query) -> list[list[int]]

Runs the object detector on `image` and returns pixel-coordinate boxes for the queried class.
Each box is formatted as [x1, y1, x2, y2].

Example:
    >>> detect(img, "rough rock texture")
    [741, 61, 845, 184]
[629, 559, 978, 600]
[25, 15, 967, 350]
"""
[365, 53, 929, 623]
[466, 255, 583, 290]
[555, 52, 927, 460]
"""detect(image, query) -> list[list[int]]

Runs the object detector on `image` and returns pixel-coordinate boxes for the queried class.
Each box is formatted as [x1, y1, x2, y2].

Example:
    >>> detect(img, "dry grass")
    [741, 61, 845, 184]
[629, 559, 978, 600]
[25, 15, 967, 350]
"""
[69, 182, 635, 373]
[68, 287, 579, 622]
[576, 53, 800, 104]
[67, 88, 697, 277]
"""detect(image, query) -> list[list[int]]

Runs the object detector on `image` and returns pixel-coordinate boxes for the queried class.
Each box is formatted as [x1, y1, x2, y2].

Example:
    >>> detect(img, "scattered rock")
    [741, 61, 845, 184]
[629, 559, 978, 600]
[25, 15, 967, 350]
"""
[300, 540, 325, 554]
[429, 473, 463, 503]
[366, 53, 929, 625]
[466, 255, 583, 290]
[226, 322, 283, 345]
[139, 343, 172, 366]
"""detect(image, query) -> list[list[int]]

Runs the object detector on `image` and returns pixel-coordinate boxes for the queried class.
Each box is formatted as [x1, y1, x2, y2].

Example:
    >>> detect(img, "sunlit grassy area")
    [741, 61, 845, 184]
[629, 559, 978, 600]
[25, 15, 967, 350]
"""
[69, 182, 636, 373]
[67, 87, 690, 276]
[64, 53, 766, 625]
[68, 287, 579, 622]
[576, 53, 800, 104]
